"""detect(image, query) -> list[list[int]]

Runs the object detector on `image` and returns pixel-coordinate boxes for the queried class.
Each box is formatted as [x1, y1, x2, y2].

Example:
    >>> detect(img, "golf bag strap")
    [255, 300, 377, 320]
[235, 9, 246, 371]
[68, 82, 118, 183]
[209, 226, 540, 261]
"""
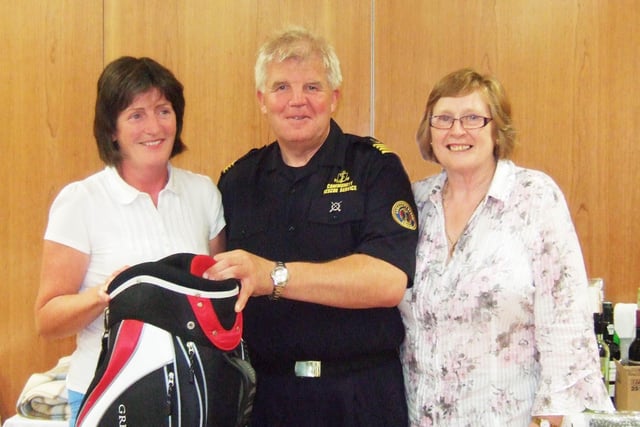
[186, 296, 242, 351]
[188, 255, 243, 351]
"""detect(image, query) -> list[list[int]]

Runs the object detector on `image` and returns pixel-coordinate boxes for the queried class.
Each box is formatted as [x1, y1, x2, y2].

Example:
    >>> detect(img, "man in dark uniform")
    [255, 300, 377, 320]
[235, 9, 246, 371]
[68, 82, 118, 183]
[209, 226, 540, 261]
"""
[205, 26, 418, 426]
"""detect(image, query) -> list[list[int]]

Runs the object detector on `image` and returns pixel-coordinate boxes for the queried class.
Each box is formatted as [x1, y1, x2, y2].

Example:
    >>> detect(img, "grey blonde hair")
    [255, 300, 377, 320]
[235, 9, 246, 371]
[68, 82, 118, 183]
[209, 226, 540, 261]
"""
[254, 26, 342, 92]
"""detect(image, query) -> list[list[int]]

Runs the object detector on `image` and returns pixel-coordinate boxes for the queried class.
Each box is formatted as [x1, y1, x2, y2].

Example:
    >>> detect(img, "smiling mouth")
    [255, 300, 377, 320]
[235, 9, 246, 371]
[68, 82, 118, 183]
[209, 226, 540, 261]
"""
[448, 144, 471, 152]
[141, 140, 163, 146]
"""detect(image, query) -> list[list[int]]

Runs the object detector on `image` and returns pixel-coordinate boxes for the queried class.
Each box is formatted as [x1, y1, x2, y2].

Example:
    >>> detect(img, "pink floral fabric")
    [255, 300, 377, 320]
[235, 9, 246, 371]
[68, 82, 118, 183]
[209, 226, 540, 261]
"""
[400, 160, 614, 426]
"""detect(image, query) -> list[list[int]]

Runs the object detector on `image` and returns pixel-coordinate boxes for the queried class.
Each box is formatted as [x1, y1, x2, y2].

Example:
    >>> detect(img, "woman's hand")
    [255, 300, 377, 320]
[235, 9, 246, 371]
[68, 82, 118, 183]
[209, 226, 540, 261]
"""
[529, 415, 563, 427]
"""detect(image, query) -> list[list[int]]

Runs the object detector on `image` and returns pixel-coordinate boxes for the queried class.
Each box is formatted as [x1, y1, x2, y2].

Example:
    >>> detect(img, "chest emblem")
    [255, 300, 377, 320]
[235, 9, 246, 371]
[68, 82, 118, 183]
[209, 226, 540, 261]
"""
[392, 201, 417, 230]
[329, 201, 343, 213]
[323, 170, 358, 194]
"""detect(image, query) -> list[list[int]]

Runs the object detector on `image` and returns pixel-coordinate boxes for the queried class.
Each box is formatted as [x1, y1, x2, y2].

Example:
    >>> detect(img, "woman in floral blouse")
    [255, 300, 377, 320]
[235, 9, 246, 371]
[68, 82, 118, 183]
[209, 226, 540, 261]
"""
[399, 68, 614, 427]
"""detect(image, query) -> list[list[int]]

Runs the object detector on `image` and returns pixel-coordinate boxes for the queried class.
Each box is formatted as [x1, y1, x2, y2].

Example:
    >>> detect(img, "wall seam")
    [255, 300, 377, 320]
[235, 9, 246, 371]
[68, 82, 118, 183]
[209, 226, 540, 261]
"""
[370, 0, 376, 135]
[102, 0, 106, 68]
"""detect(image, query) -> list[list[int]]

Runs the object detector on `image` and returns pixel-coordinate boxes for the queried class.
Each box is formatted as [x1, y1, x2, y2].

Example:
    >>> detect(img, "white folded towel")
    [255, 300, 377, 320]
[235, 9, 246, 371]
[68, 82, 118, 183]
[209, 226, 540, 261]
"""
[16, 356, 71, 420]
[614, 303, 638, 339]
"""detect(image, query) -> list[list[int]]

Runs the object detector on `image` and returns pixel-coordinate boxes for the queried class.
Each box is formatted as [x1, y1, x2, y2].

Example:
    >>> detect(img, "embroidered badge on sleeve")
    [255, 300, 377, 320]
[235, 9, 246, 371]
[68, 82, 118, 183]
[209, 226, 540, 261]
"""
[392, 201, 417, 230]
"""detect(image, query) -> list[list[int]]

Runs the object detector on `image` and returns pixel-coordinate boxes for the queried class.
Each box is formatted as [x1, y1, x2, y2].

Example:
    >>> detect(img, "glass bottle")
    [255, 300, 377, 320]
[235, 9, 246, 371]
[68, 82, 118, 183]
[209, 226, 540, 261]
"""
[594, 313, 611, 384]
[628, 310, 640, 365]
[602, 302, 621, 359]
[601, 302, 619, 400]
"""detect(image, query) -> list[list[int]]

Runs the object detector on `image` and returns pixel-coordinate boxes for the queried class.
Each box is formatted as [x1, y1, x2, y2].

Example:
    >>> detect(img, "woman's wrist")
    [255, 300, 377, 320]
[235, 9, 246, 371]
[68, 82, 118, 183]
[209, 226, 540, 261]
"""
[531, 416, 563, 427]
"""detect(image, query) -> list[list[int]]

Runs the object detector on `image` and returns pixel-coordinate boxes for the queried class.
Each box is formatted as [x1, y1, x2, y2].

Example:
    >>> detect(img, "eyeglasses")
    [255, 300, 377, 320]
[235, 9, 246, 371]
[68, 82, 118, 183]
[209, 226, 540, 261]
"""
[429, 114, 492, 130]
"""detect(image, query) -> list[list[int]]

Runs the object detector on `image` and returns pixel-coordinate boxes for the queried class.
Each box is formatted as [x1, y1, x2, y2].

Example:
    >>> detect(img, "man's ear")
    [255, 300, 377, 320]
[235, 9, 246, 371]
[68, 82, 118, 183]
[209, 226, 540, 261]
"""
[330, 89, 340, 113]
[257, 91, 266, 113]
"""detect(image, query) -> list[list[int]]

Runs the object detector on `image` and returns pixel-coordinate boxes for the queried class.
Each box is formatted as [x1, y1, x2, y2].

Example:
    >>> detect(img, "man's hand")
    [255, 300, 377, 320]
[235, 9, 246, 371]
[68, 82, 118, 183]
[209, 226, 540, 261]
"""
[204, 250, 273, 312]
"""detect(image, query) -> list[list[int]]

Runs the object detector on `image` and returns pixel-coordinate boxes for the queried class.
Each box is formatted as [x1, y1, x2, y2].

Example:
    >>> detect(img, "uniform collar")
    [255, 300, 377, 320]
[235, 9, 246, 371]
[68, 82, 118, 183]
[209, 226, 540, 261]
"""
[265, 119, 346, 172]
[105, 163, 177, 205]
[316, 119, 347, 167]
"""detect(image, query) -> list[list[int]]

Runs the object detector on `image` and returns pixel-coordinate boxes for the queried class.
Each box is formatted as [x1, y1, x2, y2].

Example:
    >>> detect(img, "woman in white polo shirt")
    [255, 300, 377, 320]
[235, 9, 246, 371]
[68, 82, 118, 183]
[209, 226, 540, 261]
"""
[34, 56, 226, 426]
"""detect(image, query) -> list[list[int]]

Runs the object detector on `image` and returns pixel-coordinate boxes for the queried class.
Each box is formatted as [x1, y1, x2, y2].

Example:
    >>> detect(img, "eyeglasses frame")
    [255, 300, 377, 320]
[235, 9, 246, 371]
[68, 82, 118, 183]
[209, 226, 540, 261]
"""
[429, 115, 493, 130]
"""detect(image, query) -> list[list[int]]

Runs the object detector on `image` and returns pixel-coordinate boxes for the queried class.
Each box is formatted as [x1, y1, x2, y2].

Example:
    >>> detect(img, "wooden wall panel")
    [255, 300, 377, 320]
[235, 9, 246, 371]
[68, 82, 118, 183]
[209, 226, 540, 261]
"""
[0, 1, 103, 420]
[103, 0, 372, 182]
[1, 0, 372, 420]
[2, 0, 638, 421]
[374, 0, 640, 304]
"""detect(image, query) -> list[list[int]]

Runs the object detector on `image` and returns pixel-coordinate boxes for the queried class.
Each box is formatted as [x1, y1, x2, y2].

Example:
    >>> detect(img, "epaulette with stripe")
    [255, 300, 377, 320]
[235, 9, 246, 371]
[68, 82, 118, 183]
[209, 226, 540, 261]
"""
[368, 137, 395, 155]
[221, 147, 262, 176]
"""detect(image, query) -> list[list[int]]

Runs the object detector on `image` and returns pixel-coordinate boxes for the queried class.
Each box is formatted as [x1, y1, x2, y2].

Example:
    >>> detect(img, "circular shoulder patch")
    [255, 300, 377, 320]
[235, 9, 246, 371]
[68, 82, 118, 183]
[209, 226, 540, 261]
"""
[392, 201, 417, 230]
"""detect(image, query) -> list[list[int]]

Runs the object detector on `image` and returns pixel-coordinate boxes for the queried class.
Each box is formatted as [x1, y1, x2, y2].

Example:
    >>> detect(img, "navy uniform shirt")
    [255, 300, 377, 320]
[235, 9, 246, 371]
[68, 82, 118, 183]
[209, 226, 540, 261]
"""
[219, 120, 418, 366]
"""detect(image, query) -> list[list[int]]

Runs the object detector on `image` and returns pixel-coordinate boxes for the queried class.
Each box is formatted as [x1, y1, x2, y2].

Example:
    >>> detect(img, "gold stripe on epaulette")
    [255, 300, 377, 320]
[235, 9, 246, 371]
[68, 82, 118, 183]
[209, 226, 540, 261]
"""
[372, 141, 394, 155]
[221, 161, 235, 175]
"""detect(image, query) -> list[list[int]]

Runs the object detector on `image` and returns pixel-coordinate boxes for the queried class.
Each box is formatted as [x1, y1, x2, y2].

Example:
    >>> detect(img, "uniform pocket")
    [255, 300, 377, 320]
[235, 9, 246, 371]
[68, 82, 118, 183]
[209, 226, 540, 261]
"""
[227, 211, 268, 240]
[308, 192, 365, 225]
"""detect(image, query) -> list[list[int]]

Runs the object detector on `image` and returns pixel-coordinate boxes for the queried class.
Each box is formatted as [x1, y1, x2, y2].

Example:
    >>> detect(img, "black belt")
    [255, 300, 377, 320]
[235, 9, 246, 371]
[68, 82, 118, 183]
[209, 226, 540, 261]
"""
[253, 350, 398, 378]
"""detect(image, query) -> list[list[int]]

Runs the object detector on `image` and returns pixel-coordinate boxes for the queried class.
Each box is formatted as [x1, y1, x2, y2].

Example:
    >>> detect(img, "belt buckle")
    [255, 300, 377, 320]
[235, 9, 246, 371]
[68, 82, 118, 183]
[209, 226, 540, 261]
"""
[294, 360, 321, 377]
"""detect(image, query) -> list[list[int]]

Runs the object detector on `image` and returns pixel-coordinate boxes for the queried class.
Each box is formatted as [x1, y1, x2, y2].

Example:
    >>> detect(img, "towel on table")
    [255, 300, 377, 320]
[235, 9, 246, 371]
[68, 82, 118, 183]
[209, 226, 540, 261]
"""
[16, 356, 71, 420]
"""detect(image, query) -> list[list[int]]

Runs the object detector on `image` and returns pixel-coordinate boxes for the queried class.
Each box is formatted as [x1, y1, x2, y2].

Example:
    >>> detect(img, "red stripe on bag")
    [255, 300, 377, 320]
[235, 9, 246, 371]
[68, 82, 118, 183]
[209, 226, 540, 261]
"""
[76, 319, 144, 426]
[188, 255, 242, 351]
[187, 295, 243, 351]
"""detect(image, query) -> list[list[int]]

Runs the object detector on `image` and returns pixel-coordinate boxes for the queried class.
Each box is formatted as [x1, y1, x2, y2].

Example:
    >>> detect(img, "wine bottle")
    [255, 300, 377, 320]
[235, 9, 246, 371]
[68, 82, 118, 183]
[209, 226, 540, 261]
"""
[602, 302, 621, 359]
[601, 302, 619, 400]
[594, 313, 611, 384]
[628, 310, 640, 365]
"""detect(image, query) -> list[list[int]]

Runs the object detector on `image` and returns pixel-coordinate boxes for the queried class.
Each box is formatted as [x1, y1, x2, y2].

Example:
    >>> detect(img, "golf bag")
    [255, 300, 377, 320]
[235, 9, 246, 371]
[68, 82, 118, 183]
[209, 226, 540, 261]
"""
[76, 253, 255, 427]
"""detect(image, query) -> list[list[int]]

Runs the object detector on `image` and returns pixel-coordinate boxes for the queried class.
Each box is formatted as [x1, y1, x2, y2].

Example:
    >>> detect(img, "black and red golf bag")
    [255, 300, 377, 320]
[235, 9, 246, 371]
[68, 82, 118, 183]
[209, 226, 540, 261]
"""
[76, 253, 255, 427]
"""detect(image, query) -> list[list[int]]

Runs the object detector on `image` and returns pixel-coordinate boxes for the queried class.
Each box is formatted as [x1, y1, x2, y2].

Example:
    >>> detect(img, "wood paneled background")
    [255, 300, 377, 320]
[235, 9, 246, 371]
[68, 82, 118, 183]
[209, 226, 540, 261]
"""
[1, 0, 637, 420]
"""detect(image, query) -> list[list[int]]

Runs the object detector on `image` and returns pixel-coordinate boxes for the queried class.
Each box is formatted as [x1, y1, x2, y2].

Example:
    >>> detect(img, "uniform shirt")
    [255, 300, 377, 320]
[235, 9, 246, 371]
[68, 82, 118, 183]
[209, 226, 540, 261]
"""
[44, 165, 225, 393]
[399, 160, 614, 427]
[219, 120, 418, 364]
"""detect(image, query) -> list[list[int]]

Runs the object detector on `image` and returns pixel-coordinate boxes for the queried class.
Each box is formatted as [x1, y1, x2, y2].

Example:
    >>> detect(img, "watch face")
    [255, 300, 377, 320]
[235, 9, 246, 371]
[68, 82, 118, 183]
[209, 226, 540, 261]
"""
[272, 265, 288, 285]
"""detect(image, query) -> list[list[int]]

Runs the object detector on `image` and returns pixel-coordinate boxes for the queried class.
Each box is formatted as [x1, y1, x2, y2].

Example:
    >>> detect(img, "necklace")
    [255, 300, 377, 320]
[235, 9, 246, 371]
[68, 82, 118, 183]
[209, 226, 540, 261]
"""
[442, 180, 486, 255]
[444, 227, 458, 251]
[442, 183, 459, 253]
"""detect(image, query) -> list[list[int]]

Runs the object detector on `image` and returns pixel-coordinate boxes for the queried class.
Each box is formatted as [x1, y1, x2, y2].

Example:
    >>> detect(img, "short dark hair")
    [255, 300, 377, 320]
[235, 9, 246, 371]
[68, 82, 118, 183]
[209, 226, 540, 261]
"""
[93, 56, 186, 165]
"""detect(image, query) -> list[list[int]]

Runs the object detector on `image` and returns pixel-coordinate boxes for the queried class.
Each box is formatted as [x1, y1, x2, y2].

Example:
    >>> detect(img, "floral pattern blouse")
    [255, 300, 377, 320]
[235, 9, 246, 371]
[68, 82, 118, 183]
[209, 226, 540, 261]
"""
[399, 160, 614, 427]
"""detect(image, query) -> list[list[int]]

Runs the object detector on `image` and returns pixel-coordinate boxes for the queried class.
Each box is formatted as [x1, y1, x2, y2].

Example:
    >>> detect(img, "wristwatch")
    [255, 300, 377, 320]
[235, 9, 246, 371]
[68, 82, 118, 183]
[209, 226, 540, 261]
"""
[269, 261, 289, 301]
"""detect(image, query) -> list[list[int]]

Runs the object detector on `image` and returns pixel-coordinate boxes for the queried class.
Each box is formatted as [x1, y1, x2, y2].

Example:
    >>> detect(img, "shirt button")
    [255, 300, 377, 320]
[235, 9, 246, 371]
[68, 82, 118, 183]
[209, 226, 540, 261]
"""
[287, 225, 295, 232]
